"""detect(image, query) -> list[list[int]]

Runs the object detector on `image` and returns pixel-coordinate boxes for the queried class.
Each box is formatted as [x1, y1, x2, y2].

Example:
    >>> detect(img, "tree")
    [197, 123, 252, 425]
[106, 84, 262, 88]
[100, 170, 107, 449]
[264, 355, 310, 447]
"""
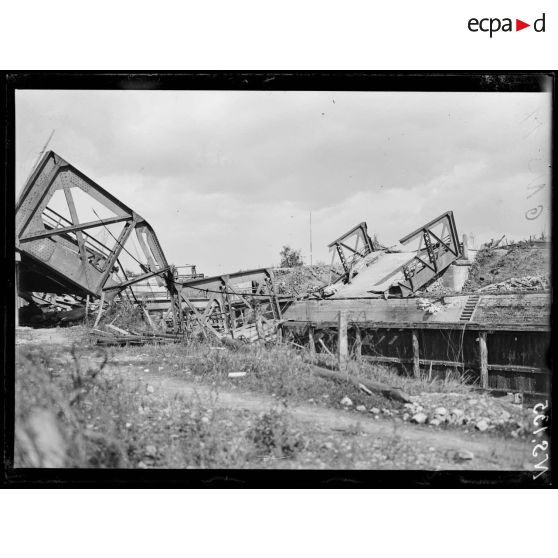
[280, 245, 303, 267]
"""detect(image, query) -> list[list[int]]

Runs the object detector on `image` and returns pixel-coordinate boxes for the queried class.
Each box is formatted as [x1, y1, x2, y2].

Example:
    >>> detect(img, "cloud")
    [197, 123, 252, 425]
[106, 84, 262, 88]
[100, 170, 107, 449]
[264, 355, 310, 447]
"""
[16, 89, 551, 275]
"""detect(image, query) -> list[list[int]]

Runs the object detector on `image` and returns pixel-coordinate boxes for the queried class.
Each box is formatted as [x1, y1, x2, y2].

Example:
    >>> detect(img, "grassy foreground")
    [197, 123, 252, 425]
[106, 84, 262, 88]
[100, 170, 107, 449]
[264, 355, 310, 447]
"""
[14, 330, 530, 470]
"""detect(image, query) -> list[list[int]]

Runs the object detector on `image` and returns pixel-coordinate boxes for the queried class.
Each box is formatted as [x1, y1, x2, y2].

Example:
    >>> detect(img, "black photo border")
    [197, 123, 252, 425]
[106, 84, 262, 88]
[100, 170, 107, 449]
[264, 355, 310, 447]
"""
[1, 71, 555, 488]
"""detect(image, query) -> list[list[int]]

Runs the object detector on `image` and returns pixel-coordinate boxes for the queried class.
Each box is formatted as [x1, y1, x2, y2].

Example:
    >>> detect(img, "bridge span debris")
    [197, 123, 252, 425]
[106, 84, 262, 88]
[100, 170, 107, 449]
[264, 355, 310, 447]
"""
[16, 151, 281, 342]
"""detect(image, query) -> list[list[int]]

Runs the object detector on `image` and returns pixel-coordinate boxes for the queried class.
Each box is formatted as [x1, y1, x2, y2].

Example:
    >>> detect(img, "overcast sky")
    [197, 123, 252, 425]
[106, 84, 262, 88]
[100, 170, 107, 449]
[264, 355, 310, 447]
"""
[16, 89, 551, 276]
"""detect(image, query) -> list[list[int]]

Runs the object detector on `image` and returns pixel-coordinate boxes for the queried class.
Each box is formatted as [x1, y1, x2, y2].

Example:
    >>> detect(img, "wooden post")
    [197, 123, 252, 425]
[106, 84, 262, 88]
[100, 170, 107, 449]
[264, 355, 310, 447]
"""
[142, 305, 156, 331]
[85, 295, 90, 321]
[255, 314, 264, 341]
[411, 329, 420, 378]
[338, 311, 348, 373]
[354, 327, 362, 360]
[93, 290, 106, 329]
[276, 324, 283, 345]
[479, 331, 488, 388]
[308, 326, 316, 355]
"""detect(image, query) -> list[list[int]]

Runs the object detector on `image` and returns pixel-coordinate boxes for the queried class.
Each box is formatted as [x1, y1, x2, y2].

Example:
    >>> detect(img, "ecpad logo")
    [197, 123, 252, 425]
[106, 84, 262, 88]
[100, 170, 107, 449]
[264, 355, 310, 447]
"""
[468, 13, 546, 37]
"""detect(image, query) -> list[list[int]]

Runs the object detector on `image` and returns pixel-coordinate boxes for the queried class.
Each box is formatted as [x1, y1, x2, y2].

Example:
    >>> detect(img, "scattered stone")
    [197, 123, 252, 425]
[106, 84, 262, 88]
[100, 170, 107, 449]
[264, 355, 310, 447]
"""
[475, 419, 489, 432]
[146, 385, 155, 394]
[500, 410, 511, 421]
[429, 418, 441, 426]
[340, 396, 353, 407]
[356, 405, 367, 412]
[402, 413, 410, 421]
[125, 422, 132, 429]
[447, 409, 465, 425]
[144, 445, 157, 457]
[228, 371, 247, 378]
[411, 413, 428, 424]
[369, 407, 380, 415]
[454, 449, 474, 461]
[433, 407, 447, 416]
[137, 461, 148, 469]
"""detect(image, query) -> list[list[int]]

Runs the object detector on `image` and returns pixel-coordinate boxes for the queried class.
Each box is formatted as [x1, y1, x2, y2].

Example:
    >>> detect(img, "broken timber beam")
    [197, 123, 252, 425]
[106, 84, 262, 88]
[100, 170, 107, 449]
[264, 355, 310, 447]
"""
[307, 363, 411, 403]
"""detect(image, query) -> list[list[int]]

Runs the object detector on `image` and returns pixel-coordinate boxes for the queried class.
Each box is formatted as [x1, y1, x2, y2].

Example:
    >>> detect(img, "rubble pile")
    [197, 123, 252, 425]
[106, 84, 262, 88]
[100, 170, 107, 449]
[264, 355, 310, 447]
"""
[416, 298, 444, 314]
[337, 390, 530, 437]
[478, 274, 550, 293]
[18, 294, 112, 328]
[463, 241, 550, 293]
[402, 392, 530, 437]
[275, 265, 339, 297]
[422, 278, 454, 297]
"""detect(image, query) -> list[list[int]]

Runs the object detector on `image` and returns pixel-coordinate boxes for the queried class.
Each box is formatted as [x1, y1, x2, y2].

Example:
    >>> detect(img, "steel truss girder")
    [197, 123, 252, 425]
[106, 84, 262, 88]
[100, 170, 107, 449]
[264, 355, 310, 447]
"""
[328, 221, 375, 280]
[397, 211, 461, 297]
[16, 150, 182, 330]
[176, 268, 282, 341]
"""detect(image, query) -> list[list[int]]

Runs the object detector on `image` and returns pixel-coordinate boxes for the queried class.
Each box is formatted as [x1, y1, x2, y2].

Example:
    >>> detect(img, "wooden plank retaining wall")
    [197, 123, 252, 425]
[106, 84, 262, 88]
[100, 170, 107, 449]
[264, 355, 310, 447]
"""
[281, 318, 550, 397]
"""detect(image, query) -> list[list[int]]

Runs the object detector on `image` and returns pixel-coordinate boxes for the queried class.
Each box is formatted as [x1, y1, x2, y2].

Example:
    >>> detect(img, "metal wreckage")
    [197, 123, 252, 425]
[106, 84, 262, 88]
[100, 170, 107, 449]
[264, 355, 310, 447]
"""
[16, 150, 462, 345]
[16, 151, 551, 397]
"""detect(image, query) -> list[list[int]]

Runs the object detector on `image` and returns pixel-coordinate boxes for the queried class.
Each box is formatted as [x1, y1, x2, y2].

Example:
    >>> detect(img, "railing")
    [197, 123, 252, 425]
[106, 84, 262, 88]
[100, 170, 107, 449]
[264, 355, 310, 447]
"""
[397, 211, 461, 296]
[41, 206, 113, 270]
[328, 222, 375, 279]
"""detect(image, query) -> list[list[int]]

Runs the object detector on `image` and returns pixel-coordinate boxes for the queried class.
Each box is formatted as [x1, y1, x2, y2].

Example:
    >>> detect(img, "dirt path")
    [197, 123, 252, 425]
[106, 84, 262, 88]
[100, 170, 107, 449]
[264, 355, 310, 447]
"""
[107, 364, 532, 470]
[16, 327, 534, 470]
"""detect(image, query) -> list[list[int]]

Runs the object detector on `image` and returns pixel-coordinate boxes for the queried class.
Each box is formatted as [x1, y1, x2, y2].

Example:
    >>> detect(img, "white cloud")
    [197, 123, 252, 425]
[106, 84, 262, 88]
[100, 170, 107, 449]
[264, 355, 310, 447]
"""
[16, 89, 551, 276]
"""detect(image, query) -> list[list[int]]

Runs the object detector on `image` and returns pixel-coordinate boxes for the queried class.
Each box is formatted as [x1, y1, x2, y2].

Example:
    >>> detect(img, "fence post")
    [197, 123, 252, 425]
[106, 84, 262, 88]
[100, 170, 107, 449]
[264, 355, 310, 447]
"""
[255, 305, 264, 340]
[308, 326, 316, 355]
[412, 329, 420, 378]
[276, 324, 283, 345]
[338, 311, 348, 373]
[93, 290, 106, 329]
[479, 331, 488, 388]
[354, 326, 362, 360]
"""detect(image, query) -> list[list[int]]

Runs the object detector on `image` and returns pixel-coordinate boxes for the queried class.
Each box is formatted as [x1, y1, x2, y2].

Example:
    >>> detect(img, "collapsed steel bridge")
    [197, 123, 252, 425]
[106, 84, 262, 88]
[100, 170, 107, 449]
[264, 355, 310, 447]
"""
[15, 151, 281, 340]
[326, 211, 462, 298]
[16, 151, 183, 329]
[16, 150, 462, 341]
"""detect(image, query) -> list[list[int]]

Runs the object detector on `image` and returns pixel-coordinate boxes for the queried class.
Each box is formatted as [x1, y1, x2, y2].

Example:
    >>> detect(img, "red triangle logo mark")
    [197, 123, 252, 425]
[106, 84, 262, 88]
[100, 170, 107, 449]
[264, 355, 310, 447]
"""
[516, 19, 530, 31]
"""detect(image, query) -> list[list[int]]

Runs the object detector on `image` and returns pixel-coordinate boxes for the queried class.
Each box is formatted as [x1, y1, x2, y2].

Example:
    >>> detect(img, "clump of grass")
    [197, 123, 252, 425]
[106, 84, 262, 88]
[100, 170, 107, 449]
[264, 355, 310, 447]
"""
[97, 298, 148, 333]
[249, 406, 304, 459]
[354, 359, 473, 396]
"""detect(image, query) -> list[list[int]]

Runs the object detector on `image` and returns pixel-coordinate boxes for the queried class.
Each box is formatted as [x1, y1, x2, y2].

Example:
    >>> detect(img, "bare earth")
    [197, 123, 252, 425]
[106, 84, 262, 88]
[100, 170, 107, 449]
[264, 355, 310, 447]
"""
[16, 326, 536, 471]
[105, 359, 532, 470]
